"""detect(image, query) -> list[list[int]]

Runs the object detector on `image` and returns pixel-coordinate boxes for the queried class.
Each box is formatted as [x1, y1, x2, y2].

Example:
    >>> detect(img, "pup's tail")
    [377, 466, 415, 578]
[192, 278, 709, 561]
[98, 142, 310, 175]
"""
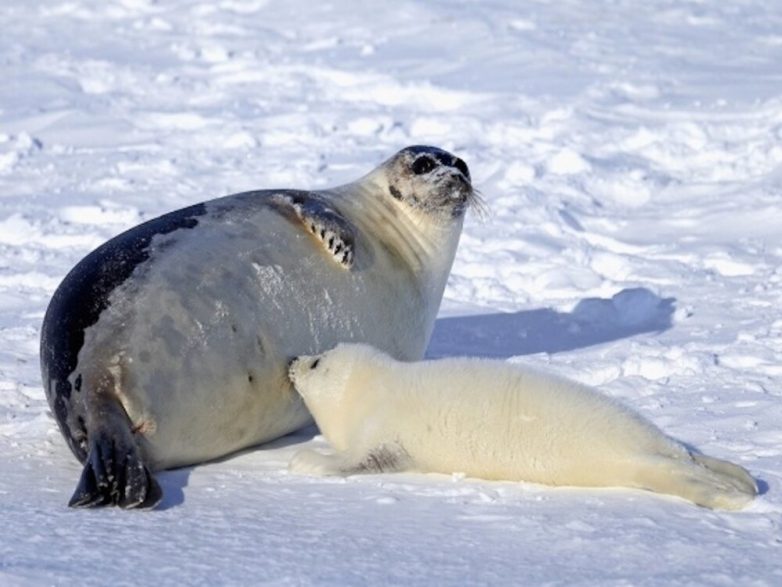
[637, 452, 757, 510]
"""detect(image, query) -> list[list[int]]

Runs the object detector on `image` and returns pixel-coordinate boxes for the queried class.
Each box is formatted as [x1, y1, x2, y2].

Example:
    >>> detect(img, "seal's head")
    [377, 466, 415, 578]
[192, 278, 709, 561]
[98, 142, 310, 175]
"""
[381, 145, 477, 221]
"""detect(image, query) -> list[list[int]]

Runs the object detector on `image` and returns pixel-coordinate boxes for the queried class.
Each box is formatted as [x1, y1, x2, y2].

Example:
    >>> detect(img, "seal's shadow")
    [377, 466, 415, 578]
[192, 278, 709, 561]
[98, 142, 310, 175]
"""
[427, 287, 676, 359]
[156, 468, 190, 510]
[154, 426, 319, 510]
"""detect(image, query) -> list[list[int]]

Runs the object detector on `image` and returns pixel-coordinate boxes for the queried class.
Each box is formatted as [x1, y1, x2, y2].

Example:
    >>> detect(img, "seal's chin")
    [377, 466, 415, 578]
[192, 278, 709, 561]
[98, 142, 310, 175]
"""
[287, 357, 301, 386]
[437, 174, 476, 219]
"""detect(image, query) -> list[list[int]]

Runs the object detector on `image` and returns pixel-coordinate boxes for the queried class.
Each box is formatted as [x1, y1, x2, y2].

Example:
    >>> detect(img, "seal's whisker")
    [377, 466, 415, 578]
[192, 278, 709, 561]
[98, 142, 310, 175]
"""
[467, 187, 490, 221]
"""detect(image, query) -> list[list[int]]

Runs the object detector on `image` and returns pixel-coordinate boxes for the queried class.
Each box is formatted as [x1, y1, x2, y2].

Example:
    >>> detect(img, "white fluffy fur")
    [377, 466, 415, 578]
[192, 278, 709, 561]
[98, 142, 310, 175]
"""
[289, 343, 757, 510]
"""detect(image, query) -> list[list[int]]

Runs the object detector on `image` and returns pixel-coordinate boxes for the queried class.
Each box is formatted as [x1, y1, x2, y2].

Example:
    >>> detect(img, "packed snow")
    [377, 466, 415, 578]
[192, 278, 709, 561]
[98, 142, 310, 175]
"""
[2, 0, 782, 584]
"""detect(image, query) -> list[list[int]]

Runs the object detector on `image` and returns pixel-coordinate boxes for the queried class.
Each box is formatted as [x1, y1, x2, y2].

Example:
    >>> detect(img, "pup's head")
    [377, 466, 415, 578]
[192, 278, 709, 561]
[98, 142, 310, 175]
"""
[288, 343, 388, 409]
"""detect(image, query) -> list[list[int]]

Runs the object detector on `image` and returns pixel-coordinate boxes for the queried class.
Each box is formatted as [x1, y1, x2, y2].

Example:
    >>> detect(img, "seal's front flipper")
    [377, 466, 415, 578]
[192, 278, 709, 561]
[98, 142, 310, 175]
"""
[348, 444, 409, 475]
[288, 448, 346, 476]
[69, 396, 162, 510]
[289, 444, 408, 477]
[272, 192, 355, 268]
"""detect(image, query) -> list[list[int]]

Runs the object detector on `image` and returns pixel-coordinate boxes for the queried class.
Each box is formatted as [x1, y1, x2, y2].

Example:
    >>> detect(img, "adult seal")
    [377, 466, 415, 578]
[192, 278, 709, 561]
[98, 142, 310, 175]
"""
[40, 145, 476, 509]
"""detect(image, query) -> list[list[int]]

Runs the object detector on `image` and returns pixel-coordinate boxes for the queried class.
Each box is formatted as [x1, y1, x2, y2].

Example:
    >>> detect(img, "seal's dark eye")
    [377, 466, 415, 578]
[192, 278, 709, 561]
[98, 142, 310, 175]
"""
[412, 156, 436, 175]
[310, 358, 320, 370]
[454, 158, 470, 180]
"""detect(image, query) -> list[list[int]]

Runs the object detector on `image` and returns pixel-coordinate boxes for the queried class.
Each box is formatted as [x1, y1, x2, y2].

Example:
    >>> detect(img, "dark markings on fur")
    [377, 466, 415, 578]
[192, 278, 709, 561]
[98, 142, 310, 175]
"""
[350, 444, 407, 474]
[389, 146, 474, 220]
[411, 155, 436, 175]
[402, 145, 470, 178]
[271, 192, 355, 269]
[40, 202, 207, 461]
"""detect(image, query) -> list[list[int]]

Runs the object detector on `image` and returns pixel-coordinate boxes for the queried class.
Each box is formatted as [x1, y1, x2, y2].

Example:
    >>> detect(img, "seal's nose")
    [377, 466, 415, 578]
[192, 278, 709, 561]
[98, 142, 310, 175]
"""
[453, 157, 471, 182]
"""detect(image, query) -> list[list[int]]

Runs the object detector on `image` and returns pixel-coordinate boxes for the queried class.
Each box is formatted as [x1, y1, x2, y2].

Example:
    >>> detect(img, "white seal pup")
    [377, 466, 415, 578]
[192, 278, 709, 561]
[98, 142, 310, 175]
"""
[288, 344, 757, 510]
[41, 146, 477, 508]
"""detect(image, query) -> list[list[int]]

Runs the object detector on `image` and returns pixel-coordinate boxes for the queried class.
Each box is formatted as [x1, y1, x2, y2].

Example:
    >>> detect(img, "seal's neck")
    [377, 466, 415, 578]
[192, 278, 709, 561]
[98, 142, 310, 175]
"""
[330, 174, 464, 294]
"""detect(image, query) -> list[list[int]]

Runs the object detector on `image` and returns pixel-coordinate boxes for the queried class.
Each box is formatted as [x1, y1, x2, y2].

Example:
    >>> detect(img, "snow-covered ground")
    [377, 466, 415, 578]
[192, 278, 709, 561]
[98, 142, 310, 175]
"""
[2, 0, 782, 584]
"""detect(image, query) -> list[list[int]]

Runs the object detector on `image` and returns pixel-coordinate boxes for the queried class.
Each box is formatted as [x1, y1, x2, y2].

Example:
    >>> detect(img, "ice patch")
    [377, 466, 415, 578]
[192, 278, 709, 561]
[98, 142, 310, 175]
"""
[222, 131, 258, 149]
[0, 214, 103, 249]
[502, 161, 536, 185]
[135, 112, 212, 130]
[547, 148, 591, 175]
[509, 19, 536, 31]
[703, 254, 755, 277]
[590, 252, 633, 281]
[346, 117, 389, 136]
[0, 133, 43, 174]
[59, 204, 141, 226]
[0, 272, 62, 291]
[409, 118, 453, 138]
[585, 170, 652, 207]
[198, 44, 233, 63]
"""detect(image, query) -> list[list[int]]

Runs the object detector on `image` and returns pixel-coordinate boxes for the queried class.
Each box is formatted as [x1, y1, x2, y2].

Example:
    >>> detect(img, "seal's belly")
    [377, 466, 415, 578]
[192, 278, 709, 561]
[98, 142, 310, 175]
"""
[77, 205, 423, 468]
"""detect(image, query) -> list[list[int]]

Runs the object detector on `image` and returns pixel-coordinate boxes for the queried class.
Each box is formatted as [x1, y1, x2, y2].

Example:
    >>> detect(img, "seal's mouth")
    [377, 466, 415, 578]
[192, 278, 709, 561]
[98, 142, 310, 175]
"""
[287, 355, 322, 389]
[441, 171, 486, 219]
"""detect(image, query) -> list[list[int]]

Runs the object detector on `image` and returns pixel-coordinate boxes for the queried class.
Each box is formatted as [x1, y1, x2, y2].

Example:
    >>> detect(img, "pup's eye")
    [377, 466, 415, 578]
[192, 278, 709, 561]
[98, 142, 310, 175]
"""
[412, 156, 436, 175]
[310, 358, 320, 369]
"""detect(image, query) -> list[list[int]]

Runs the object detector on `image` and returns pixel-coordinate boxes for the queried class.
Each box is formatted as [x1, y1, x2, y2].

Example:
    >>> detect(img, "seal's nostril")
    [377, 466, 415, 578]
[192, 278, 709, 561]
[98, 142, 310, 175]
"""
[311, 358, 321, 370]
[287, 357, 298, 371]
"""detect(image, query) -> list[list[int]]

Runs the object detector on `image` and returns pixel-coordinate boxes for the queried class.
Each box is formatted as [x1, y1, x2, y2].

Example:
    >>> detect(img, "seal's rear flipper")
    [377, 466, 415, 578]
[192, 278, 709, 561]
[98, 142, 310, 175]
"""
[636, 452, 756, 510]
[68, 438, 162, 509]
[68, 396, 162, 510]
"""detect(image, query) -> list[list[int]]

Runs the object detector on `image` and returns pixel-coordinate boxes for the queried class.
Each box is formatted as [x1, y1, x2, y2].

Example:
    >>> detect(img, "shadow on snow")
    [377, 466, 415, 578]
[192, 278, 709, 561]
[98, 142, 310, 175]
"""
[427, 287, 676, 359]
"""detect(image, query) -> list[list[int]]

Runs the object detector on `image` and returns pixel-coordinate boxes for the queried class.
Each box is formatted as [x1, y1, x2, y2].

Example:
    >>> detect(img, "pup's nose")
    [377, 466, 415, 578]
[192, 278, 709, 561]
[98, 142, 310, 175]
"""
[286, 356, 299, 375]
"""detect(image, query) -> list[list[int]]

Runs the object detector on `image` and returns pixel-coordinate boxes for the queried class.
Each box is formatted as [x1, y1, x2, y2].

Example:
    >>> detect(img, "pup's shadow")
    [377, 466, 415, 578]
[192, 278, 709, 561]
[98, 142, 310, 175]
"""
[427, 287, 676, 359]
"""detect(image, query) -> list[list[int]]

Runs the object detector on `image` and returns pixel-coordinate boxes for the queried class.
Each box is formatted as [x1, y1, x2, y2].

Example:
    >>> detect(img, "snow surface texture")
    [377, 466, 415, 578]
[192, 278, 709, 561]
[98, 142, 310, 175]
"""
[1, 0, 781, 584]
